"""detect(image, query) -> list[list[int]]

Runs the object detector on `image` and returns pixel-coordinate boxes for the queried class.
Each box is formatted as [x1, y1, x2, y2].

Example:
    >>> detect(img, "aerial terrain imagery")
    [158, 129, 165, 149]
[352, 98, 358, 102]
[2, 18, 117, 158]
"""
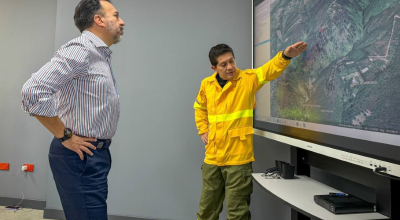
[270, 0, 400, 134]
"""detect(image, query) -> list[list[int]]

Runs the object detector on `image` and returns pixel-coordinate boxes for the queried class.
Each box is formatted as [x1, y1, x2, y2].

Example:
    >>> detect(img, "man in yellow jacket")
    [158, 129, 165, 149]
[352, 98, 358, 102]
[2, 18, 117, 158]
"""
[194, 42, 307, 220]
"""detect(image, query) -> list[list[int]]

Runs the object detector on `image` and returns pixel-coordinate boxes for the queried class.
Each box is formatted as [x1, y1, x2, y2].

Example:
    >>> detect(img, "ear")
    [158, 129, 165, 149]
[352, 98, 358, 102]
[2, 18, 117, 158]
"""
[211, 66, 216, 71]
[93, 14, 106, 28]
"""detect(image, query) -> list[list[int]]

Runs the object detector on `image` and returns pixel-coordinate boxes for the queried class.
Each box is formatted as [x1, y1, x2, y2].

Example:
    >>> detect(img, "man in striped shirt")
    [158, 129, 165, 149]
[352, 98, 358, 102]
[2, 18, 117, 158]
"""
[21, 0, 124, 219]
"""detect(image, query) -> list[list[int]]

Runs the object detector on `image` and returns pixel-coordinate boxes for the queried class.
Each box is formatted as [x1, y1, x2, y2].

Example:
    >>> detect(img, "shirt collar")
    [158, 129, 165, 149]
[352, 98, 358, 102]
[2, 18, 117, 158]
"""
[82, 30, 113, 56]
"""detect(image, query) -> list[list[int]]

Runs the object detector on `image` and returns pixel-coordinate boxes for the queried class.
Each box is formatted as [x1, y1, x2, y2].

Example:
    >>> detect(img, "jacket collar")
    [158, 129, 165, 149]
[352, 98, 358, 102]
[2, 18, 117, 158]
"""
[207, 68, 241, 82]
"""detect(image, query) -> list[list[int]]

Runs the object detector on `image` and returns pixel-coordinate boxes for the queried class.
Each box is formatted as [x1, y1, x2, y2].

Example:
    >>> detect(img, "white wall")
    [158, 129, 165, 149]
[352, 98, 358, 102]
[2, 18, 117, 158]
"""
[0, 0, 57, 202]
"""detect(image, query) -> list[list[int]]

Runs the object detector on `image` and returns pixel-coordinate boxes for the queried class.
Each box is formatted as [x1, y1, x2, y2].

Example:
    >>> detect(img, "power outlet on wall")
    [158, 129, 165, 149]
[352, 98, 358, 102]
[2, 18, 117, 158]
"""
[23, 164, 34, 172]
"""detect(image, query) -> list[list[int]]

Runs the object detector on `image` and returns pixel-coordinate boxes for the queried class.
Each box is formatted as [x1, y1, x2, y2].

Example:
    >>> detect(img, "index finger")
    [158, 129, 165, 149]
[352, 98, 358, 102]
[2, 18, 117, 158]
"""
[81, 137, 97, 142]
[292, 41, 306, 48]
[201, 136, 207, 144]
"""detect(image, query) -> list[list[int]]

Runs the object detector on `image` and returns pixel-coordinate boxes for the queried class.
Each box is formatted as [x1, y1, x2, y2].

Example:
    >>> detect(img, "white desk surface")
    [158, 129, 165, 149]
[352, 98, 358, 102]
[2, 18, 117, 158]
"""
[252, 173, 389, 220]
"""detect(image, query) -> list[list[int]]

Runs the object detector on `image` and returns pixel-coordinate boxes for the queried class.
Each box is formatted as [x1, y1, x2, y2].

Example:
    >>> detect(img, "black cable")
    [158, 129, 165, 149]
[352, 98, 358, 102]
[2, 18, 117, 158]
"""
[266, 170, 281, 175]
[265, 168, 278, 174]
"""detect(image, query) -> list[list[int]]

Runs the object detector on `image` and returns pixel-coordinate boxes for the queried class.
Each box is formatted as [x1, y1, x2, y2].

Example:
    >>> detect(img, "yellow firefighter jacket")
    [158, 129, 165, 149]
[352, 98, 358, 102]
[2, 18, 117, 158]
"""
[194, 51, 290, 166]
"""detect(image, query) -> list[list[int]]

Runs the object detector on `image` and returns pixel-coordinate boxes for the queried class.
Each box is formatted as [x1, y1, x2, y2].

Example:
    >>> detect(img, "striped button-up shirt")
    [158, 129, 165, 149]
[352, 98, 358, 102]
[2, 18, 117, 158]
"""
[21, 31, 120, 139]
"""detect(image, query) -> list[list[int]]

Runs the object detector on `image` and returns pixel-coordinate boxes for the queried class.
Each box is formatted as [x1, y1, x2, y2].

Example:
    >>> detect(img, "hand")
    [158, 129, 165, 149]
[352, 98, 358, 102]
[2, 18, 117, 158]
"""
[62, 135, 97, 160]
[284, 41, 308, 58]
[201, 132, 209, 145]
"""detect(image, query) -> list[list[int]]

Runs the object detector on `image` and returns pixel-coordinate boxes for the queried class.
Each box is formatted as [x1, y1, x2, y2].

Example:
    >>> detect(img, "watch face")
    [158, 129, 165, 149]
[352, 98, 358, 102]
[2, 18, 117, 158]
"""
[65, 128, 73, 138]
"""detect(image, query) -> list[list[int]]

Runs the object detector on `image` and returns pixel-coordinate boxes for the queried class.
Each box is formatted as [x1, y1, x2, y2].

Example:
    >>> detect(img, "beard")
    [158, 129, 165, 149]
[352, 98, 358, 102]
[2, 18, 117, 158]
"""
[106, 21, 122, 44]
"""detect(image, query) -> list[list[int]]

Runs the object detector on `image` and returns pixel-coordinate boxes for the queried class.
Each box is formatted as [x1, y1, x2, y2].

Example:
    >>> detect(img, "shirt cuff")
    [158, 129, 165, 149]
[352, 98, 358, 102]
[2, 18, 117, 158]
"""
[21, 99, 57, 117]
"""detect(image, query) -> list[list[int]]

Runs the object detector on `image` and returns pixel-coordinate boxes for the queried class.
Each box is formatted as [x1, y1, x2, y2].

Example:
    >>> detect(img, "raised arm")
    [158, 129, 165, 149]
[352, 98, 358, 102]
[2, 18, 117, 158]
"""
[249, 41, 308, 93]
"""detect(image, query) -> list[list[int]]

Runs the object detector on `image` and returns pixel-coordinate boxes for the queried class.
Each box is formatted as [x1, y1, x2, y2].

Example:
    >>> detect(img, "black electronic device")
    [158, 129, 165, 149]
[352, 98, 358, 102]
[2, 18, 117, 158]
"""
[314, 194, 376, 214]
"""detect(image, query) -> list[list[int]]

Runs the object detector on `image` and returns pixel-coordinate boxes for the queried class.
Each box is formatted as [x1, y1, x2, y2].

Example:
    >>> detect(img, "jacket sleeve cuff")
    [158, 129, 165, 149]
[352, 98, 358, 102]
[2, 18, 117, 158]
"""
[198, 129, 209, 135]
[274, 51, 291, 67]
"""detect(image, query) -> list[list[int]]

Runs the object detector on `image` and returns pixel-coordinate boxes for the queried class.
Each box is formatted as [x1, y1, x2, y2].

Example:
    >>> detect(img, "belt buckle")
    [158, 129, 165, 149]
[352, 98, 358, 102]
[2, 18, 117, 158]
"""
[97, 142, 104, 149]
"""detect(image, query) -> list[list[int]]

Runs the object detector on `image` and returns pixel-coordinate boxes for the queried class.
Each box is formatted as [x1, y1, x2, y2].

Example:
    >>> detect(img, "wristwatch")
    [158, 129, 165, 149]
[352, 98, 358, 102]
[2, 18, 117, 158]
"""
[57, 128, 73, 142]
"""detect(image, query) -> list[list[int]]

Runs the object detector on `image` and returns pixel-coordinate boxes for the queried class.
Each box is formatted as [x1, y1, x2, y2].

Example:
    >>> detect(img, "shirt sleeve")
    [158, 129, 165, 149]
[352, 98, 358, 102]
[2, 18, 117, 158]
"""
[21, 42, 89, 117]
[246, 51, 291, 94]
[193, 80, 209, 135]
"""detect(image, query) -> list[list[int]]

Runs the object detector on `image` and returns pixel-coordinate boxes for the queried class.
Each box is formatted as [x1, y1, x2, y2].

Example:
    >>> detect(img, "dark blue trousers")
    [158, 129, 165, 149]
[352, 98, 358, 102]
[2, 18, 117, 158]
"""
[49, 137, 112, 220]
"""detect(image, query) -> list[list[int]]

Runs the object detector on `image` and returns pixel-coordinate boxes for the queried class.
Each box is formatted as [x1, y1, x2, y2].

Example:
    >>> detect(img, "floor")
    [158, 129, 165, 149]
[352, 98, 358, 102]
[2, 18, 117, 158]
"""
[0, 206, 58, 220]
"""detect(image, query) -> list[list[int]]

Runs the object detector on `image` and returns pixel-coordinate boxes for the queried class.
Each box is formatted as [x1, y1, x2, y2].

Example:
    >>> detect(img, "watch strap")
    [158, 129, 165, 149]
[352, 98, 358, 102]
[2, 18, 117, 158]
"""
[282, 50, 292, 60]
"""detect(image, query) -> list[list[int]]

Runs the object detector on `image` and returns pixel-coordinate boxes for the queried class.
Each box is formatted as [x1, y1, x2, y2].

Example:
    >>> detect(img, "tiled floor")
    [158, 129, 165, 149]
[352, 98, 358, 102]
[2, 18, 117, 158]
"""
[0, 206, 58, 220]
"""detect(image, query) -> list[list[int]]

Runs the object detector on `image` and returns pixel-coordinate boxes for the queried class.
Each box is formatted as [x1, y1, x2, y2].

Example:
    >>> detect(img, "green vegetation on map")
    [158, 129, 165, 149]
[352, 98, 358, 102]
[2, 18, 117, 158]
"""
[270, 0, 400, 133]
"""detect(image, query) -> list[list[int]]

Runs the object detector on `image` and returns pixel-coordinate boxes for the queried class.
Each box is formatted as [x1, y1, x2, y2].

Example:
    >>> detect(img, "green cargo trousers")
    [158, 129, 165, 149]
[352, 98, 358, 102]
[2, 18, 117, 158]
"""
[197, 162, 253, 220]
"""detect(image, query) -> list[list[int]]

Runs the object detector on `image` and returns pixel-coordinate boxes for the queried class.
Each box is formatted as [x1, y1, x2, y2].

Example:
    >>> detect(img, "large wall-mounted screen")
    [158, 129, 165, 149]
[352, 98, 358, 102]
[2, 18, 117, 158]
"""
[253, 0, 400, 164]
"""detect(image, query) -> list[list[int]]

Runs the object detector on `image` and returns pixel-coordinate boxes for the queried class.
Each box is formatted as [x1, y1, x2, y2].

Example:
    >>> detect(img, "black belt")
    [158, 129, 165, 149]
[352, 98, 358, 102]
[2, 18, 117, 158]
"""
[92, 139, 112, 149]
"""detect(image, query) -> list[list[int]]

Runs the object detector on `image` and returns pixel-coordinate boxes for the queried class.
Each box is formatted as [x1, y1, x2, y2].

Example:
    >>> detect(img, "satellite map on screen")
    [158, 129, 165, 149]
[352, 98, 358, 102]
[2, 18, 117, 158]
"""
[270, 0, 400, 134]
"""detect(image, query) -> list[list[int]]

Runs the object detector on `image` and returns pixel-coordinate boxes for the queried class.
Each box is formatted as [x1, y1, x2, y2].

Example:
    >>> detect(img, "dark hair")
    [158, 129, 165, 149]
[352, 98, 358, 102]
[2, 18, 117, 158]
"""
[208, 44, 235, 66]
[74, 0, 111, 33]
